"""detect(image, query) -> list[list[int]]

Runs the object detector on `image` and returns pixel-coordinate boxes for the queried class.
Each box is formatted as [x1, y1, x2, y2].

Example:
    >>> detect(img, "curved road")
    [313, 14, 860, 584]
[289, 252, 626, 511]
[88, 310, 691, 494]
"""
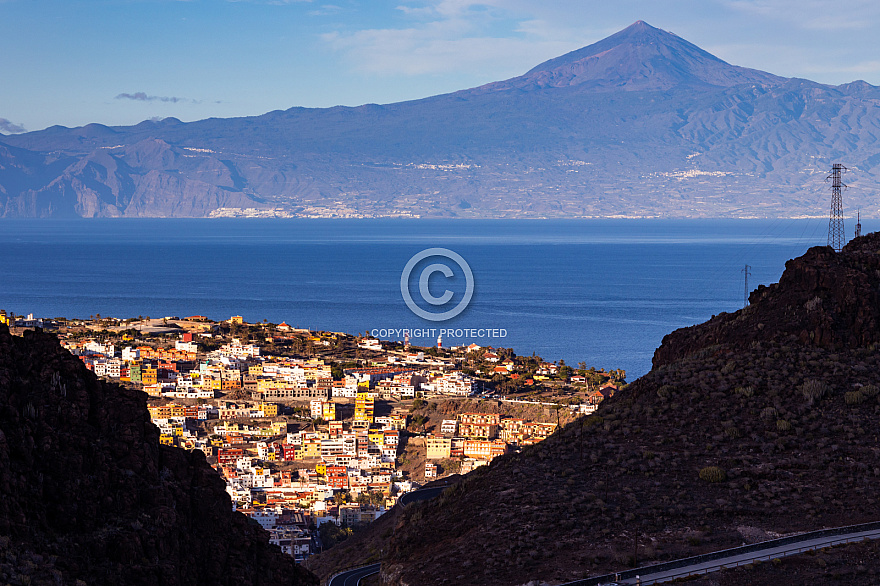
[326, 485, 450, 586]
[563, 525, 880, 585]
[328, 562, 381, 586]
[396, 484, 448, 507]
[328, 485, 880, 586]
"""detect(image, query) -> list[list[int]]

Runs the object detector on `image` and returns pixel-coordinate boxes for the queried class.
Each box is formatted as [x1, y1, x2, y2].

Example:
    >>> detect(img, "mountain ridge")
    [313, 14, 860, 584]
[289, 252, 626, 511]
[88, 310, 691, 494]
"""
[0, 324, 318, 585]
[2, 21, 880, 218]
[306, 232, 880, 585]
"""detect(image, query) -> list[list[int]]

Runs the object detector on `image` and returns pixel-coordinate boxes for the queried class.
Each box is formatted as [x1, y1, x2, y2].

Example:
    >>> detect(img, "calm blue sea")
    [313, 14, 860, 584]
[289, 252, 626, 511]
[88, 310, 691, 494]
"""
[0, 218, 865, 379]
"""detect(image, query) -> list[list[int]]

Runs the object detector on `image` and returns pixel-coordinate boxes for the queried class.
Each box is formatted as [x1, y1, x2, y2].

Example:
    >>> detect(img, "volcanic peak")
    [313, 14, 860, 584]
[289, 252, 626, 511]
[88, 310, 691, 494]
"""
[491, 20, 785, 92]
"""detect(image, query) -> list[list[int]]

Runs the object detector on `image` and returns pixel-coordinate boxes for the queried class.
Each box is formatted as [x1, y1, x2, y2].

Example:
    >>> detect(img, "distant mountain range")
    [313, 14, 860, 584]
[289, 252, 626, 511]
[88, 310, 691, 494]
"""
[2, 20, 880, 218]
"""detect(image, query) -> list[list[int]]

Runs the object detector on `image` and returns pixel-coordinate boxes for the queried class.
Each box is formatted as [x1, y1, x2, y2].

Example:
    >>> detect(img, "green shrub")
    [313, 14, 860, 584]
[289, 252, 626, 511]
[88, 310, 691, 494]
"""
[845, 391, 865, 405]
[735, 386, 755, 398]
[699, 466, 727, 483]
[761, 406, 778, 420]
[801, 380, 828, 405]
[657, 385, 674, 400]
[861, 384, 879, 398]
[724, 426, 741, 439]
[776, 419, 792, 432]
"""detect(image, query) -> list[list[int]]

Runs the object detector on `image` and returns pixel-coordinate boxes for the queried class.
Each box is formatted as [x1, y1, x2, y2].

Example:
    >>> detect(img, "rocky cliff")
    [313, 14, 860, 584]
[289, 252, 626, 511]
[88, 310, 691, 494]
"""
[0, 325, 317, 586]
[654, 234, 880, 366]
[309, 233, 880, 585]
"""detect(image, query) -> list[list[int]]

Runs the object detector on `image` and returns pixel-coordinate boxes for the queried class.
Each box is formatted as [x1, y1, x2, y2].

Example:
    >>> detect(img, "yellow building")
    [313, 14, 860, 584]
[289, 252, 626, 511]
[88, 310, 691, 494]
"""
[142, 367, 158, 385]
[230, 315, 244, 325]
[426, 436, 452, 459]
[260, 402, 279, 417]
[321, 401, 337, 421]
[296, 440, 322, 460]
[354, 391, 374, 426]
[386, 414, 407, 430]
[221, 378, 241, 390]
[368, 430, 385, 446]
[258, 379, 292, 394]
[269, 421, 288, 435]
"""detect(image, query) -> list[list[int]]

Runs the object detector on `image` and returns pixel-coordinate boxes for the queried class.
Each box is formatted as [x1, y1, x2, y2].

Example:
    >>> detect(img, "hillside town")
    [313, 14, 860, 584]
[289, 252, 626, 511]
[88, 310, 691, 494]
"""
[0, 310, 625, 562]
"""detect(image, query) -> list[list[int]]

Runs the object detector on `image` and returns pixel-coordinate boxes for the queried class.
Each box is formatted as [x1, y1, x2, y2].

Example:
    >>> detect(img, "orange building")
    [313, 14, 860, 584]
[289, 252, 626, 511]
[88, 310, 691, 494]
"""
[142, 367, 158, 385]
[463, 439, 508, 461]
[458, 413, 500, 439]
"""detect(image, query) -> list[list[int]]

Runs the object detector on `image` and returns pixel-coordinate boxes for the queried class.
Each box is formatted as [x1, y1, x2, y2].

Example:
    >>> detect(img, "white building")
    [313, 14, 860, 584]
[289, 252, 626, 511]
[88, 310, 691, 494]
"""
[122, 346, 140, 361]
[175, 340, 199, 353]
[440, 420, 458, 435]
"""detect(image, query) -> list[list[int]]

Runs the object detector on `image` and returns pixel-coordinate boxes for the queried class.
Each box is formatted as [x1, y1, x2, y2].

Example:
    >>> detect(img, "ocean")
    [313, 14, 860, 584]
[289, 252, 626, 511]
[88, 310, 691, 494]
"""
[0, 218, 863, 380]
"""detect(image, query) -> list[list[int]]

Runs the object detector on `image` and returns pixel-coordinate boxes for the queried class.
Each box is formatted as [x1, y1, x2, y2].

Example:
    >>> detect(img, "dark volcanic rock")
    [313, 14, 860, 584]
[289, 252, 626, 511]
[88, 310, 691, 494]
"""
[0, 325, 317, 586]
[654, 232, 880, 367]
[330, 233, 880, 586]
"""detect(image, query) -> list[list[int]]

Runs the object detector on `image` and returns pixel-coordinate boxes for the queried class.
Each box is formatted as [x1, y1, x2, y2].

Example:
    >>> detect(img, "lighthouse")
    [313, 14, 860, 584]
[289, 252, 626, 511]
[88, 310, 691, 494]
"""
[437, 334, 443, 349]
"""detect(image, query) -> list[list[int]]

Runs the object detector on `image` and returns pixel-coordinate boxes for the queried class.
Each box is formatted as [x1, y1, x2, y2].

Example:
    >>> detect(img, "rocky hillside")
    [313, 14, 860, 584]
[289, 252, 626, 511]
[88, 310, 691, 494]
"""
[306, 233, 880, 585]
[654, 235, 880, 365]
[0, 325, 317, 586]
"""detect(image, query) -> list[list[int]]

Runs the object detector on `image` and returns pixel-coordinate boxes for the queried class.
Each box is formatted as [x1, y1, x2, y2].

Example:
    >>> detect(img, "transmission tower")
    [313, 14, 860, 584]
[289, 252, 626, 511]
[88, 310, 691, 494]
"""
[826, 163, 847, 252]
[855, 209, 862, 239]
[742, 264, 751, 309]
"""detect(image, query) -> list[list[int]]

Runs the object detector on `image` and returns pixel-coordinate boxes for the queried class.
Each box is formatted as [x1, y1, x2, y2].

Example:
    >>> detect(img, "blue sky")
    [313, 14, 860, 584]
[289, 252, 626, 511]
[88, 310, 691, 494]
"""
[3, 0, 880, 133]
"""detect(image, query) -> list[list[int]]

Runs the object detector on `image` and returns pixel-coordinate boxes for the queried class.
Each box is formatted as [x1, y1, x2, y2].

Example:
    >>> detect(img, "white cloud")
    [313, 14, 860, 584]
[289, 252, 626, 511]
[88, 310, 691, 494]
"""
[836, 60, 880, 75]
[116, 92, 189, 103]
[324, 30, 576, 76]
[0, 118, 26, 134]
[723, 0, 880, 30]
[309, 4, 342, 16]
[322, 1, 595, 77]
[226, 0, 312, 4]
[707, 40, 880, 83]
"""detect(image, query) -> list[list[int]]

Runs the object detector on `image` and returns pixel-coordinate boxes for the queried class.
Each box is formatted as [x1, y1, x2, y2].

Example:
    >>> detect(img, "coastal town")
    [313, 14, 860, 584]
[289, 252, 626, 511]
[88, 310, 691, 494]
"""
[0, 310, 625, 563]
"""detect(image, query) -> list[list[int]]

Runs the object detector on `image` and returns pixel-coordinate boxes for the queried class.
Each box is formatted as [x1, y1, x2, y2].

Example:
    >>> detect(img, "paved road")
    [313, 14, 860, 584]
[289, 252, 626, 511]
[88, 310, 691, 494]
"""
[325, 486, 449, 585]
[328, 562, 381, 586]
[397, 484, 448, 507]
[580, 527, 880, 585]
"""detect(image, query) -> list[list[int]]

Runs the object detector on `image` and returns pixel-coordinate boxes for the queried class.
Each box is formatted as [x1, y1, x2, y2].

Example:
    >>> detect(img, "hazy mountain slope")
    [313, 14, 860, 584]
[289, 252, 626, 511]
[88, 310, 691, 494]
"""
[2, 21, 880, 217]
[306, 234, 880, 585]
